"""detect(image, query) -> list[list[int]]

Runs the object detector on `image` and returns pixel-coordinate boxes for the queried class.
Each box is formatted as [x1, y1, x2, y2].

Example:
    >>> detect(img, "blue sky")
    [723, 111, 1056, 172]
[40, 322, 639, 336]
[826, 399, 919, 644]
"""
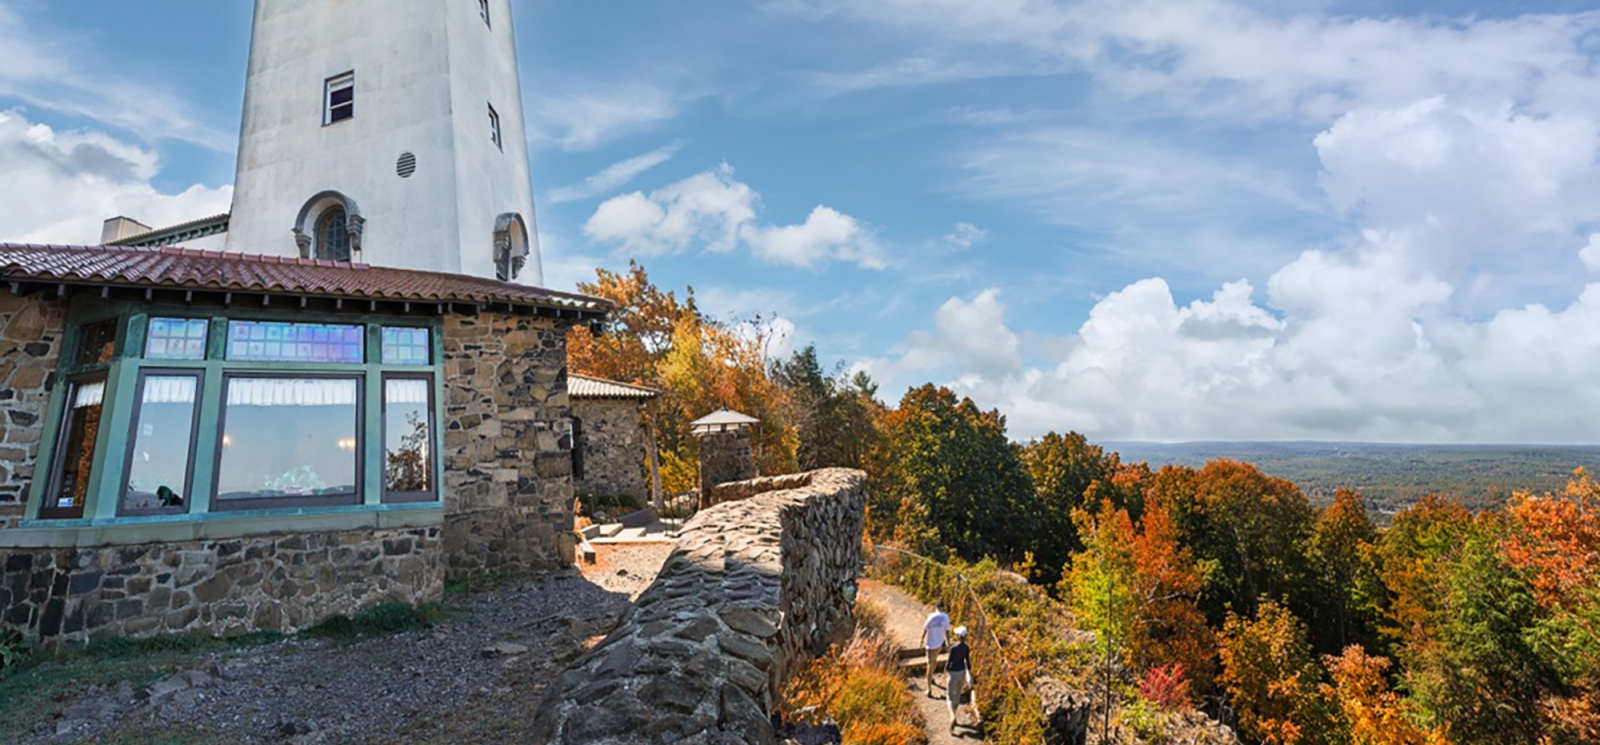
[3, 0, 1600, 443]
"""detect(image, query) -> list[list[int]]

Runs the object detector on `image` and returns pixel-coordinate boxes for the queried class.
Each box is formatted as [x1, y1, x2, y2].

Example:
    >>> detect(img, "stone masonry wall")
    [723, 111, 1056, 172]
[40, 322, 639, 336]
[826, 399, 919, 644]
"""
[529, 468, 867, 745]
[696, 429, 753, 507]
[441, 311, 576, 578]
[0, 291, 66, 530]
[572, 398, 649, 503]
[0, 527, 442, 648]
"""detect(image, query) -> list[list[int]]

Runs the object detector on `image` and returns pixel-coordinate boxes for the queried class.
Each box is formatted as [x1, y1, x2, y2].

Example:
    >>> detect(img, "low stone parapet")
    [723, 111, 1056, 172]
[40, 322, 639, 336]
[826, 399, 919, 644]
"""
[529, 468, 867, 745]
[0, 526, 442, 647]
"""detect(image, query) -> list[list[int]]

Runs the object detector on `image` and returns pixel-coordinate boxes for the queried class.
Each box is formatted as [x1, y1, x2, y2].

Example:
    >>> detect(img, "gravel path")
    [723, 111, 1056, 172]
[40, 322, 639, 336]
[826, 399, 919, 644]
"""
[859, 579, 986, 745]
[16, 553, 676, 745]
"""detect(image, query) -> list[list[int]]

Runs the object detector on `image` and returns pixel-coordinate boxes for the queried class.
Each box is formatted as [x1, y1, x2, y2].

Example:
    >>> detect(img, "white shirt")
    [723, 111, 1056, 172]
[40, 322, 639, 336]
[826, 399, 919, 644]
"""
[923, 610, 951, 649]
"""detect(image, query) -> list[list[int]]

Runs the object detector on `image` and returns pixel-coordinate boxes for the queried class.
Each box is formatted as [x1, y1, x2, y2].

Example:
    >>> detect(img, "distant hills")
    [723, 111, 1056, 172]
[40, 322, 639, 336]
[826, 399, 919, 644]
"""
[1104, 441, 1600, 514]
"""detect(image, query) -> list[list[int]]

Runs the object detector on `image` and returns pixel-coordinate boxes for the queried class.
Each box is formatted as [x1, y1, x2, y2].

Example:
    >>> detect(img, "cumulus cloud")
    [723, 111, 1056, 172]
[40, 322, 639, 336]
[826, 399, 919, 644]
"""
[583, 164, 884, 270]
[862, 88, 1600, 442]
[0, 111, 232, 244]
[545, 140, 686, 205]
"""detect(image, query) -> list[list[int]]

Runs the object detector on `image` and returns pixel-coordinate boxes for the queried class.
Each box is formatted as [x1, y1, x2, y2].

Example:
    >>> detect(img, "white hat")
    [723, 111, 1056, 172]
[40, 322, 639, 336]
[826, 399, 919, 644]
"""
[953, 626, 968, 637]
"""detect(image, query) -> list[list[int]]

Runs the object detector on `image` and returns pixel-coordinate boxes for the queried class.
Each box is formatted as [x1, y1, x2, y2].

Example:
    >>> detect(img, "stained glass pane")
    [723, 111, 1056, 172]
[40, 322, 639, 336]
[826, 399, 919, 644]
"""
[226, 321, 364, 363]
[145, 318, 209, 360]
[381, 327, 431, 366]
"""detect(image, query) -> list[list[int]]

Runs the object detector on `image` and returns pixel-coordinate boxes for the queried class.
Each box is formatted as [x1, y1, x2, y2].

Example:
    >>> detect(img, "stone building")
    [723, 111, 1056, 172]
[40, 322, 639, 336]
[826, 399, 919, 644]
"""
[568, 374, 659, 507]
[0, 244, 607, 645]
[692, 409, 759, 509]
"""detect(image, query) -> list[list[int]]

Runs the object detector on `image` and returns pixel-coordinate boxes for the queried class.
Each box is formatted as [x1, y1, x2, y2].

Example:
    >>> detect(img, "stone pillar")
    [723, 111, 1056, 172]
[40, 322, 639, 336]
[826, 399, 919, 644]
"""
[697, 429, 753, 509]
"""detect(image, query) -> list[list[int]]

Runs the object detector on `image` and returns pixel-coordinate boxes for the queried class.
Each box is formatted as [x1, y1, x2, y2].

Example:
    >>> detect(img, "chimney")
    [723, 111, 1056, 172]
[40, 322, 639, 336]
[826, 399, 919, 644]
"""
[100, 216, 153, 245]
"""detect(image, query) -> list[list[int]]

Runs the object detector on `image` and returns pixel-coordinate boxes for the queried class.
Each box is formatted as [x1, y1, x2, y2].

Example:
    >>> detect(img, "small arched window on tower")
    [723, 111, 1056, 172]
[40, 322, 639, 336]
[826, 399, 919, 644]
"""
[315, 206, 352, 262]
[494, 213, 530, 281]
[292, 191, 363, 262]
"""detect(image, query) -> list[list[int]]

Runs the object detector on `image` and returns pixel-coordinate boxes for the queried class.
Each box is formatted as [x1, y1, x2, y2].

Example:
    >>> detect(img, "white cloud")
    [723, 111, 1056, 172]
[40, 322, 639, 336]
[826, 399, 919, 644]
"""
[527, 86, 684, 150]
[0, 5, 231, 150]
[745, 206, 883, 269]
[942, 222, 987, 250]
[545, 140, 686, 204]
[861, 82, 1600, 442]
[1582, 235, 1600, 275]
[0, 111, 232, 244]
[583, 164, 884, 270]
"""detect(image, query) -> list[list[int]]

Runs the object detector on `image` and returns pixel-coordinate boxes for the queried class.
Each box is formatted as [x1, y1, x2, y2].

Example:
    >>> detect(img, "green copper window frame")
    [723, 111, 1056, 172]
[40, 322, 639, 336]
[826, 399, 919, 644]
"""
[25, 296, 446, 527]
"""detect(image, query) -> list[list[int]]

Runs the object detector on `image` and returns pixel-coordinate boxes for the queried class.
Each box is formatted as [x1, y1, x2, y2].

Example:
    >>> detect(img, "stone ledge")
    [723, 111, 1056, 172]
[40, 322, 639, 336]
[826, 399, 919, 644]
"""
[0, 505, 444, 549]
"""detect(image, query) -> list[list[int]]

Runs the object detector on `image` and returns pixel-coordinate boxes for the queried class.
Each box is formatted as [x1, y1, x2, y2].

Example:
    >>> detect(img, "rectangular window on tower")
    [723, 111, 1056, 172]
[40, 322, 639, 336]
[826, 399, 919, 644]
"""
[325, 72, 355, 125]
[488, 104, 502, 150]
[479, 0, 491, 28]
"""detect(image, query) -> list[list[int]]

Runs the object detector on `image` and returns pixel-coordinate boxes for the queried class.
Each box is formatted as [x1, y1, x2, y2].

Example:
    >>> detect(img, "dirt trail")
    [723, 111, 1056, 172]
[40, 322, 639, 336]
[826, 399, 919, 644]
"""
[858, 579, 986, 744]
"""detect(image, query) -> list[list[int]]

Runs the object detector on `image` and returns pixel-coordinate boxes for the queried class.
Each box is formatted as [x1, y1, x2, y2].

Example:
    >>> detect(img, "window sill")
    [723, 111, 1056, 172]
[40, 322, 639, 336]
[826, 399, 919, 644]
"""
[1, 502, 443, 549]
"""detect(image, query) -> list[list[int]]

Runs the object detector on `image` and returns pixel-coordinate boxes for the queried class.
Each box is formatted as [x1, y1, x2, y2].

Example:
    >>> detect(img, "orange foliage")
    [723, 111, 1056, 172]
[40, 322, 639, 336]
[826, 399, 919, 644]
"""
[1219, 600, 1336, 745]
[1320, 646, 1440, 745]
[1129, 502, 1216, 691]
[1503, 469, 1600, 612]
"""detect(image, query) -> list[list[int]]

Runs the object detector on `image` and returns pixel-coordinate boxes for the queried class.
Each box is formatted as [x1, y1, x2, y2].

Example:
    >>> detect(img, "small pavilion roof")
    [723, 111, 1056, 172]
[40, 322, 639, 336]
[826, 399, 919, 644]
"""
[690, 409, 760, 433]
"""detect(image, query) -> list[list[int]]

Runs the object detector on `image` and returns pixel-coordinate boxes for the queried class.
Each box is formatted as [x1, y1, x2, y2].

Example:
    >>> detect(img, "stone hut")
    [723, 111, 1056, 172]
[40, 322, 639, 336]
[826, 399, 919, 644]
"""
[0, 244, 608, 646]
[568, 374, 659, 508]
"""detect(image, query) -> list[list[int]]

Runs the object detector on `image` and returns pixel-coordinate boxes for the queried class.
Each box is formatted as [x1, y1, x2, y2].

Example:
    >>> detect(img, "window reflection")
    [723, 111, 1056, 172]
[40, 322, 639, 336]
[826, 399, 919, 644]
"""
[216, 377, 359, 503]
[49, 378, 105, 516]
[122, 374, 198, 512]
[384, 378, 433, 495]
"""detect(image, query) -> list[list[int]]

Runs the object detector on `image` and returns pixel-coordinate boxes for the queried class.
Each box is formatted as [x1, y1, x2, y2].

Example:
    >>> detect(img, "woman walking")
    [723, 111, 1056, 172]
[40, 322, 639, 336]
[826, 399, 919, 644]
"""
[946, 626, 977, 734]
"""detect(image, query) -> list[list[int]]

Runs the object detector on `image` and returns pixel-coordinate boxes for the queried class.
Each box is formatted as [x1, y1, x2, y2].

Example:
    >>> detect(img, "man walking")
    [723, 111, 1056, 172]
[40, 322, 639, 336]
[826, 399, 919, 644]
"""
[921, 601, 951, 696]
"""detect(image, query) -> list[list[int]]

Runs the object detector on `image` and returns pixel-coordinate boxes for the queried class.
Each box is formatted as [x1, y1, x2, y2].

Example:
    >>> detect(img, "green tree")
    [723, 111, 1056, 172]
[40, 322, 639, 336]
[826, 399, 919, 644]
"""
[772, 345, 884, 471]
[1307, 489, 1385, 655]
[1022, 431, 1118, 585]
[872, 384, 1037, 560]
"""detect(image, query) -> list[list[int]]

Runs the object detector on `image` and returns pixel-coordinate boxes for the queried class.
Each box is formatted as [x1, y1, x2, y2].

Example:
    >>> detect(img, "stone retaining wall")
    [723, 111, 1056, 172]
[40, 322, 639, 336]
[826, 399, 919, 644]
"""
[0, 527, 442, 647]
[530, 468, 867, 745]
[0, 292, 65, 529]
[441, 312, 577, 578]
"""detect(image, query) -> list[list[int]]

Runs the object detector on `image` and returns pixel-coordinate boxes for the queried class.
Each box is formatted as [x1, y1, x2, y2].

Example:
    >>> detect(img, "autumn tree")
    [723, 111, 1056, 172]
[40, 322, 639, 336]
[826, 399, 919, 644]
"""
[1306, 489, 1386, 654]
[1170, 460, 1318, 624]
[566, 262, 797, 491]
[1218, 599, 1340, 745]
[1319, 646, 1437, 745]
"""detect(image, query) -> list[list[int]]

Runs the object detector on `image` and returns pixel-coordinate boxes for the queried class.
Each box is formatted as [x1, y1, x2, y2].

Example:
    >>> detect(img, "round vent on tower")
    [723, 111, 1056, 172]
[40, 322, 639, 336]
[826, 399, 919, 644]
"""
[396, 152, 417, 179]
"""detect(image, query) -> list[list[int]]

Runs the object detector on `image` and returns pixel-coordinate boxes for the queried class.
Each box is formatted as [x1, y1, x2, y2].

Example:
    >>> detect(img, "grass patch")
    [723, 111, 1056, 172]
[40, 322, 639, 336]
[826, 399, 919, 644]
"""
[444, 570, 525, 597]
[782, 624, 929, 745]
[306, 602, 449, 639]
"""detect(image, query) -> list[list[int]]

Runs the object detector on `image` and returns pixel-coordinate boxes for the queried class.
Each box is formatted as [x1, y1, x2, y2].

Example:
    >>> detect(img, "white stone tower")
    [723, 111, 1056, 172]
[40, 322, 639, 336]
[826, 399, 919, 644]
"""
[226, 0, 541, 284]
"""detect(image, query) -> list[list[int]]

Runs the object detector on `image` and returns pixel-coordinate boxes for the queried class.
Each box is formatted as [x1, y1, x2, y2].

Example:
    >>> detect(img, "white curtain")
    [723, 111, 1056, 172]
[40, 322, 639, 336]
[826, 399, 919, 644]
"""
[73, 381, 105, 409]
[385, 378, 430, 405]
[227, 377, 357, 407]
[142, 376, 197, 404]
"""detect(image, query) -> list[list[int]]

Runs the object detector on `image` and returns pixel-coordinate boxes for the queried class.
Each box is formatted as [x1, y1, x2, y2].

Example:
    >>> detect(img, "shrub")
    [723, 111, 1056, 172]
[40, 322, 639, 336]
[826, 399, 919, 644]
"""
[1140, 663, 1194, 711]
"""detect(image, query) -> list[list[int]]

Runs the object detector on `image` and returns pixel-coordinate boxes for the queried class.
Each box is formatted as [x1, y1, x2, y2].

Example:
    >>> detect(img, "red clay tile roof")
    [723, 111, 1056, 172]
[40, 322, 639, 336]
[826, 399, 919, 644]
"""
[0, 243, 610, 315]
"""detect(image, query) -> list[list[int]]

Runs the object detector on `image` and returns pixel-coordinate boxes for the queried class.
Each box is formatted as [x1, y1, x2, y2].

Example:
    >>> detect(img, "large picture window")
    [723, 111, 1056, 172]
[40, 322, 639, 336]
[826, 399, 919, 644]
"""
[41, 376, 106, 519]
[215, 376, 361, 509]
[121, 372, 201, 514]
[383, 376, 436, 501]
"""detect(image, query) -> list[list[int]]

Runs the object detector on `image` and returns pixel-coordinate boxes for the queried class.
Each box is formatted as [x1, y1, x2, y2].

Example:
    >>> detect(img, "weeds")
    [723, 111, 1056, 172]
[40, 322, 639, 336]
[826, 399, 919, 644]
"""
[443, 570, 525, 596]
[782, 623, 928, 745]
[307, 602, 449, 639]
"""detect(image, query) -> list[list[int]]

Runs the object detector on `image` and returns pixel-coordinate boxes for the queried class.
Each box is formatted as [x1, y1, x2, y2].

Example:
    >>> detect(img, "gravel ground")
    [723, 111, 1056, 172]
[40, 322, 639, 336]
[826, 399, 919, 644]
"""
[13, 556, 676, 745]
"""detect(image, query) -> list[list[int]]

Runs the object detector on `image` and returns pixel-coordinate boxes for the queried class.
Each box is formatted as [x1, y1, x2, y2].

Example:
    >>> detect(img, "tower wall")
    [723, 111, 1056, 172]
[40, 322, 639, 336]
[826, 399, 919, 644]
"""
[227, 0, 540, 283]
